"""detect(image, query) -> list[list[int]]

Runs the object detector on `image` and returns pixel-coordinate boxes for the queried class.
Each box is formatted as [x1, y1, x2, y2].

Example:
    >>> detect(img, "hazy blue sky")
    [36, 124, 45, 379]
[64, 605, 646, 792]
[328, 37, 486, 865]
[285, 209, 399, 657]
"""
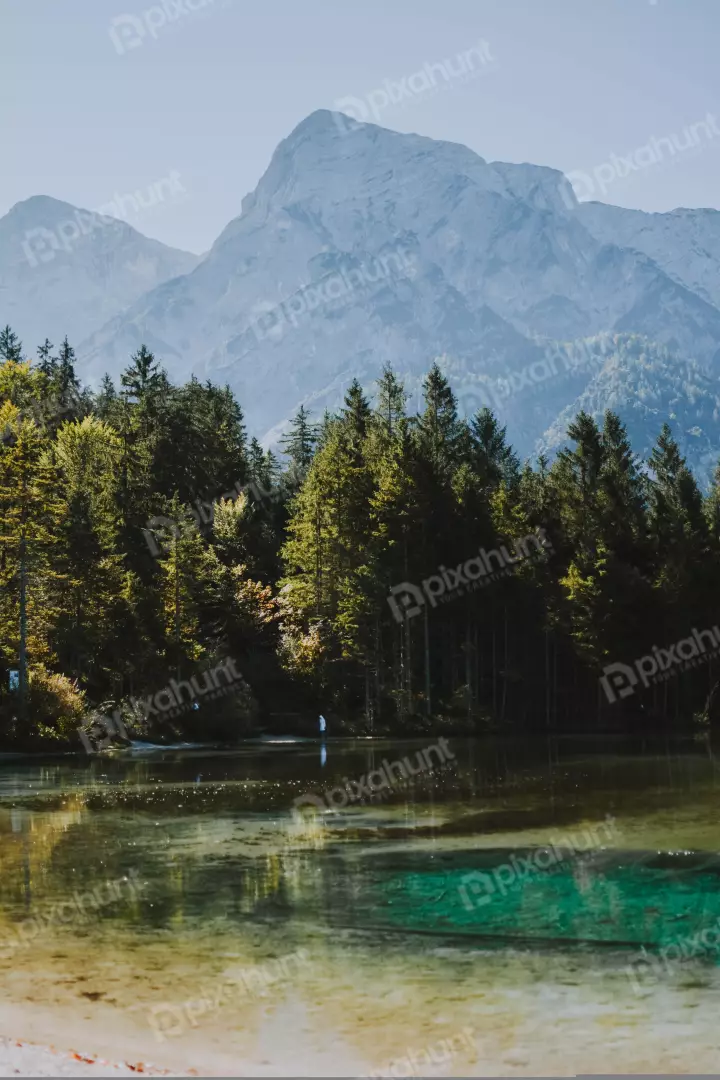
[3, 0, 718, 253]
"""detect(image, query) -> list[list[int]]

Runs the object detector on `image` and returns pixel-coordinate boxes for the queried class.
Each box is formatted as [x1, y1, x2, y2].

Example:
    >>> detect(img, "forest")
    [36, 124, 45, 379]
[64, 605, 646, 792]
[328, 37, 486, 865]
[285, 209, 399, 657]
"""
[1, 323, 720, 749]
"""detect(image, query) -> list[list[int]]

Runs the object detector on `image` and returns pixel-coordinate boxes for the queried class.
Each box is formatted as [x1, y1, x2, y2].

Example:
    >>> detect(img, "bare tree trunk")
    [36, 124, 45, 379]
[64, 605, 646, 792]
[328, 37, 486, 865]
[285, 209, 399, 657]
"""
[424, 605, 431, 716]
[465, 609, 472, 721]
[406, 612, 413, 717]
[375, 617, 382, 721]
[492, 613, 497, 720]
[545, 628, 550, 731]
[397, 622, 405, 723]
[500, 604, 509, 723]
[705, 679, 720, 731]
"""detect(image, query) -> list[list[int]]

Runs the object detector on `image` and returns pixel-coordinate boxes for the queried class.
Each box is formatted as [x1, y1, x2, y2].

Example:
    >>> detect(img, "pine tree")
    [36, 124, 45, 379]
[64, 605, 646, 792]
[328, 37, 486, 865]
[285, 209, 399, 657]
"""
[280, 405, 318, 472]
[157, 493, 231, 675]
[245, 438, 271, 498]
[0, 327, 23, 363]
[549, 411, 604, 554]
[705, 462, 720, 541]
[120, 346, 164, 401]
[94, 375, 117, 418]
[0, 400, 64, 729]
[648, 423, 707, 560]
[51, 418, 129, 686]
[3, 338, 720, 742]
[374, 366, 407, 443]
[597, 411, 648, 558]
[55, 337, 80, 399]
[341, 380, 371, 450]
[281, 404, 376, 717]
[416, 362, 460, 477]
[36, 339, 55, 375]
[470, 407, 519, 490]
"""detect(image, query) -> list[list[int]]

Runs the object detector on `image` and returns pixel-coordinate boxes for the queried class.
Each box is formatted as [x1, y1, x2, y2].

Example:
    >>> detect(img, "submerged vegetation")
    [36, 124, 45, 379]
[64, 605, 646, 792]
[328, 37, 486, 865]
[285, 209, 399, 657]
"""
[2, 324, 720, 747]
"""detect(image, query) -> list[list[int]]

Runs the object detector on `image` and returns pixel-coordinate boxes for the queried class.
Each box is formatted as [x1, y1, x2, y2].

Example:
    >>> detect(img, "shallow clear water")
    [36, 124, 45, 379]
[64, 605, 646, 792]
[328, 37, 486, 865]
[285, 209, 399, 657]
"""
[1, 736, 720, 1076]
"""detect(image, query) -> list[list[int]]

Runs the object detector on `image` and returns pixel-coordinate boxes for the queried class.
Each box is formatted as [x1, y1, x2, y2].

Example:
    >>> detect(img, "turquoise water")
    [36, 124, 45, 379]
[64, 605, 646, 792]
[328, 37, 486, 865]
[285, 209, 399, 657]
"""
[0, 736, 719, 1075]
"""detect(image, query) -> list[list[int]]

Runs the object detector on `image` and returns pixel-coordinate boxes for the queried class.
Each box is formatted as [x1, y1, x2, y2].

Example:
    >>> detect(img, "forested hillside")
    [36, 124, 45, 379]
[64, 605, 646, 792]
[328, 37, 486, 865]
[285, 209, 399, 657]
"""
[2, 323, 720, 749]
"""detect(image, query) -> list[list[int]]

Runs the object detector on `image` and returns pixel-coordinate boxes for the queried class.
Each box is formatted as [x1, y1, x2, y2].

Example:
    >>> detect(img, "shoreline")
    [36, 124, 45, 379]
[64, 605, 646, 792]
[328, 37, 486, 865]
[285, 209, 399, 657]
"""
[0, 1035, 188, 1077]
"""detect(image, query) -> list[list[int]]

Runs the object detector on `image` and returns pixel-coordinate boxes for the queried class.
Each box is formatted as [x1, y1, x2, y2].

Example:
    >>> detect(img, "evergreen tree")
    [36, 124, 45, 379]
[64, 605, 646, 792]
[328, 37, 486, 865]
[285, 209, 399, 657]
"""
[341, 379, 372, 449]
[94, 375, 117, 418]
[1, 335, 719, 743]
[120, 345, 164, 401]
[280, 405, 318, 472]
[415, 362, 460, 477]
[55, 337, 79, 396]
[0, 400, 64, 730]
[705, 462, 720, 541]
[36, 339, 55, 375]
[51, 418, 129, 687]
[470, 407, 519, 490]
[0, 326, 23, 363]
[374, 366, 407, 443]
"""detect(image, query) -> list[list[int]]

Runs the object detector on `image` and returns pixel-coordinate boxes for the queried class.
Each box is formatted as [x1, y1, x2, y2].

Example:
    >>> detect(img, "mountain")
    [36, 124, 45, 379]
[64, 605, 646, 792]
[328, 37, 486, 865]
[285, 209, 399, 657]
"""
[537, 333, 720, 488]
[0, 196, 198, 353]
[75, 111, 720, 456]
[3, 113, 718, 481]
[576, 202, 720, 311]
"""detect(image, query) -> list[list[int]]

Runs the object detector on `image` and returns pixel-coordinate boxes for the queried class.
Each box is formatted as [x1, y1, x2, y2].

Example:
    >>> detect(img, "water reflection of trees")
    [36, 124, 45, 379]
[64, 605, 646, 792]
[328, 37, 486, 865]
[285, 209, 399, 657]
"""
[1, 740, 719, 943]
[0, 791, 88, 913]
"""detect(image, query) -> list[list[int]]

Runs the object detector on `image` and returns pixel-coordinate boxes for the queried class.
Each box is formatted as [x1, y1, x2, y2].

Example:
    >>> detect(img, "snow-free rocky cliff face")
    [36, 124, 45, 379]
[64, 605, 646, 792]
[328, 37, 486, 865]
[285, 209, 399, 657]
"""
[4, 112, 720, 475]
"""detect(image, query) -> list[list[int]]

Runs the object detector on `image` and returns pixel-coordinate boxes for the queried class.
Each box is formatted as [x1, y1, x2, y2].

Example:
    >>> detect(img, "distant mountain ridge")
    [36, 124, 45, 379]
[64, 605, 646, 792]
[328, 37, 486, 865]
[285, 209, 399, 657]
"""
[536, 334, 720, 488]
[0, 195, 198, 351]
[576, 201, 720, 311]
[3, 112, 720, 479]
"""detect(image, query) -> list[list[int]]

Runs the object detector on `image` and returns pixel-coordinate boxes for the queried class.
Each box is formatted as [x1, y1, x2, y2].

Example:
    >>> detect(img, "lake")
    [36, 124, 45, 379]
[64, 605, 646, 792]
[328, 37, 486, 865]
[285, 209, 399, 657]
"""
[0, 735, 719, 1076]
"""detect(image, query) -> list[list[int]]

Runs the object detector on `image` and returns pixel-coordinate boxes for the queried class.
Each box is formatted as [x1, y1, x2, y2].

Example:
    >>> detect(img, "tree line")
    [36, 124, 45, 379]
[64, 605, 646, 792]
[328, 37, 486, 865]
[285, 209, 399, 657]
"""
[1, 324, 719, 747]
